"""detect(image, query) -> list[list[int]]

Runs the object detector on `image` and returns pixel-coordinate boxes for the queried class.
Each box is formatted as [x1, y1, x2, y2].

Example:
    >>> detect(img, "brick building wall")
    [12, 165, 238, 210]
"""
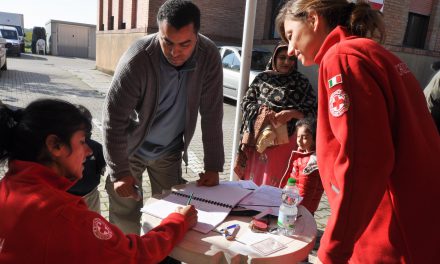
[409, 0, 433, 15]
[383, 0, 410, 46]
[96, 0, 440, 87]
[429, 0, 440, 51]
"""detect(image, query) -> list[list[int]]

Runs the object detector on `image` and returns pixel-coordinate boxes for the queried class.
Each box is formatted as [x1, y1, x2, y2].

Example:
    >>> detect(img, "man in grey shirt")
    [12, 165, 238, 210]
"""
[102, 0, 224, 235]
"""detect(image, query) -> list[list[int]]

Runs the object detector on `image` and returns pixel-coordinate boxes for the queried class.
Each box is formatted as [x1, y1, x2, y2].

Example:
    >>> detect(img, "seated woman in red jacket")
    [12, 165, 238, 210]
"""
[0, 99, 197, 264]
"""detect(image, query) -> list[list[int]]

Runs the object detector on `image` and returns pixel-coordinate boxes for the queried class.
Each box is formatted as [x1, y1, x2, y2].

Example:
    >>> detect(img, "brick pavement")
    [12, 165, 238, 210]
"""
[0, 53, 329, 262]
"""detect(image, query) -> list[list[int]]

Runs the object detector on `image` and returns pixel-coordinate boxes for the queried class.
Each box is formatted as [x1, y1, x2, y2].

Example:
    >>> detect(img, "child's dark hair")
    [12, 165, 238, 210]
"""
[0, 99, 92, 164]
[157, 0, 201, 32]
[75, 104, 92, 121]
[295, 117, 317, 141]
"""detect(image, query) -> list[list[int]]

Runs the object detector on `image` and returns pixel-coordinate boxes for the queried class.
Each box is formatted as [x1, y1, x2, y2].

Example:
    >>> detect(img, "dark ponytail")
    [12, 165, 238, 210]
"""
[0, 106, 23, 162]
[348, 1, 385, 42]
[0, 99, 92, 164]
[276, 0, 385, 43]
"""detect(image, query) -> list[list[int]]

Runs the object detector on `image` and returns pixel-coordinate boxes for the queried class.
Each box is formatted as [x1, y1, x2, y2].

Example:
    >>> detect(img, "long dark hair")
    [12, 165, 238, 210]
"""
[276, 0, 385, 43]
[0, 99, 92, 164]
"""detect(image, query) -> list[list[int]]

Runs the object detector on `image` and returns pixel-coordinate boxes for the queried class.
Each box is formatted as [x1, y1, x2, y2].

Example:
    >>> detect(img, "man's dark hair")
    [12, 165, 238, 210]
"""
[431, 61, 440, 72]
[157, 0, 200, 32]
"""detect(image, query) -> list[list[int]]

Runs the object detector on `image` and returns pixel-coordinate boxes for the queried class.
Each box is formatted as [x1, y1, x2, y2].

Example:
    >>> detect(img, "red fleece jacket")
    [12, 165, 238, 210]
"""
[0, 160, 188, 264]
[286, 150, 323, 214]
[315, 27, 440, 264]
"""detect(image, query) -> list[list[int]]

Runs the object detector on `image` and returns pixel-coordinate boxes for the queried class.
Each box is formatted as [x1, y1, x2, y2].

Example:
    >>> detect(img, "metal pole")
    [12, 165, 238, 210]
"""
[229, 0, 258, 181]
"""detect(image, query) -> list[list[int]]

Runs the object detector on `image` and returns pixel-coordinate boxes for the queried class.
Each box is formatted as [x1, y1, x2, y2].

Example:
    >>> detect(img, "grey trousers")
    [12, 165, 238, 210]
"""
[82, 187, 101, 214]
[105, 151, 185, 235]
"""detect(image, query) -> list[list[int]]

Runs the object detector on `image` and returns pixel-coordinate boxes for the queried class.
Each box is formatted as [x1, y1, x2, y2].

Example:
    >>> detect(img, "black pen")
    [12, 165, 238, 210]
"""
[186, 192, 194, 205]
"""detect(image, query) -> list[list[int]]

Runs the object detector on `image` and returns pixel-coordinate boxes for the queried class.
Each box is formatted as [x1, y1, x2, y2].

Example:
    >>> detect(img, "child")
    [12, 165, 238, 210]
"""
[281, 117, 323, 215]
[67, 105, 106, 214]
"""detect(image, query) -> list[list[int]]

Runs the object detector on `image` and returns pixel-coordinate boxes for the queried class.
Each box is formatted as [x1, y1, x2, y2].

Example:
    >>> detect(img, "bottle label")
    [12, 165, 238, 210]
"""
[277, 210, 296, 229]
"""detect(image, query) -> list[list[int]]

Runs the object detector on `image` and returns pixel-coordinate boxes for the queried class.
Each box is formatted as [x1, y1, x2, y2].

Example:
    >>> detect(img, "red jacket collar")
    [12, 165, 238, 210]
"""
[292, 149, 316, 157]
[314, 26, 357, 64]
[6, 160, 75, 191]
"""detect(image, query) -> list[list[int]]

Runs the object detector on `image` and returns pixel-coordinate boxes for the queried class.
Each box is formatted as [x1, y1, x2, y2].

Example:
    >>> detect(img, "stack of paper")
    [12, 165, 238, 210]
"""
[237, 185, 282, 216]
[141, 182, 253, 233]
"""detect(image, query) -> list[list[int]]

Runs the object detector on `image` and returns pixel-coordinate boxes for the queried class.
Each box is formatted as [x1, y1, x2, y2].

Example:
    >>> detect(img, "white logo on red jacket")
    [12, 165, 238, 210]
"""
[395, 62, 410, 76]
[329, 89, 350, 117]
[92, 218, 113, 240]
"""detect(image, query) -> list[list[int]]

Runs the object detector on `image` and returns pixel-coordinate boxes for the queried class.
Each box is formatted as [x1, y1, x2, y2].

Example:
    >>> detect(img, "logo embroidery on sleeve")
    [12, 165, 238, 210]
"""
[92, 218, 113, 240]
[395, 62, 410, 76]
[329, 89, 350, 117]
[328, 74, 343, 88]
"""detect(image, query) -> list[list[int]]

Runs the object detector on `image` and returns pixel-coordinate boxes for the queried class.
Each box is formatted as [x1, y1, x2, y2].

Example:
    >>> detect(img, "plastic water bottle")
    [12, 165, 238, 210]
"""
[277, 178, 301, 236]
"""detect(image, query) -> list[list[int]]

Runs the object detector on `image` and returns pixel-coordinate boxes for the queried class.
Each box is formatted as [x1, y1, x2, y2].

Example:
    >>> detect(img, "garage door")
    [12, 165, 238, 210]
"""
[57, 24, 89, 58]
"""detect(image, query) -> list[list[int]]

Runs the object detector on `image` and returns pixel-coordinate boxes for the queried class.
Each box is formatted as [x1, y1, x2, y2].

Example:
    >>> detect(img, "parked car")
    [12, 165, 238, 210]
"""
[218, 46, 272, 100]
[0, 37, 7, 74]
[0, 25, 21, 57]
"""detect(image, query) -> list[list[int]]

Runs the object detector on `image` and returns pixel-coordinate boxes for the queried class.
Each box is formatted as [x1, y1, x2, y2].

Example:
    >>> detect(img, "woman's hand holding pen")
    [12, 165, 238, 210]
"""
[176, 205, 198, 229]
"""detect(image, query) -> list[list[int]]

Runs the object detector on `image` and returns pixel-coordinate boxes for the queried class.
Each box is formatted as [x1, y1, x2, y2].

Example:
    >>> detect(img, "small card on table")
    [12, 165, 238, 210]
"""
[250, 237, 287, 256]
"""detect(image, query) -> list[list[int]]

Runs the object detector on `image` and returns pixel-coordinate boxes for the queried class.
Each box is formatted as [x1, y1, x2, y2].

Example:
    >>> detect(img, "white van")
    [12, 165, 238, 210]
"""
[0, 25, 21, 57]
[0, 37, 7, 74]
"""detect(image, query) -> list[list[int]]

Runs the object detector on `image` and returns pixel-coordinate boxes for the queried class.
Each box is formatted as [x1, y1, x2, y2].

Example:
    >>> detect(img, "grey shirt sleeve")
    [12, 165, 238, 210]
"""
[199, 43, 225, 172]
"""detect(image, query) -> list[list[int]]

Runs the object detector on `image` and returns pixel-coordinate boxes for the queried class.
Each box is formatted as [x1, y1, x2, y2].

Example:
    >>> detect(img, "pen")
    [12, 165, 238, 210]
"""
[219, 224, 240, 233]
[224, 224, 239, 230]
[219, 224, 240, 240]
[186, 192, 194, 205]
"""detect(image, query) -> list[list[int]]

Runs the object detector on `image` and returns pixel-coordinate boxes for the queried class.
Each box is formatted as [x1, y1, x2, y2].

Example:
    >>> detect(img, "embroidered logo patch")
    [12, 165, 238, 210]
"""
[328, 74, 343, 88]
[92, 218, 113, 240]
[395, 62, 410, 76]
[329, 89, 350, 117]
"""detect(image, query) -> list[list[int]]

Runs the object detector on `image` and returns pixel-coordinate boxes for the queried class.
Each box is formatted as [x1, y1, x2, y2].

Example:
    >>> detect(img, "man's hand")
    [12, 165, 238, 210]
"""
[175, 205, 198, 229]
[113, 175, 141, 201]
[196, 171, 219, 186]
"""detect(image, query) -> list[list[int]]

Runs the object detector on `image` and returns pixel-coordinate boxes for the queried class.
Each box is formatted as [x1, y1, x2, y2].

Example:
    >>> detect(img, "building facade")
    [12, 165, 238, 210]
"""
[96, 0, 440, 86]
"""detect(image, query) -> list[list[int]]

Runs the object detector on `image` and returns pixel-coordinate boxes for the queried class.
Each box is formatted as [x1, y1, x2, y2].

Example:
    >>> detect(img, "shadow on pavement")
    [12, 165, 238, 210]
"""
[13, 53, 48, 61]
[223, 97, 237, 106]
[0, 70, 105, 100]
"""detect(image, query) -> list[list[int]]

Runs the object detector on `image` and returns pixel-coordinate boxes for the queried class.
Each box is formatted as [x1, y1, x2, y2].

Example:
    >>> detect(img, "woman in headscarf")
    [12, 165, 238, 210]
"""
[234, 42, 317, 187]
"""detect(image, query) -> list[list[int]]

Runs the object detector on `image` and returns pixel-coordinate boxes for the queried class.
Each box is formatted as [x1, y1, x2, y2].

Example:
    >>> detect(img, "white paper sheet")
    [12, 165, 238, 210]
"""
[237, 185, 282, 216]
[141, 182, 253, 233]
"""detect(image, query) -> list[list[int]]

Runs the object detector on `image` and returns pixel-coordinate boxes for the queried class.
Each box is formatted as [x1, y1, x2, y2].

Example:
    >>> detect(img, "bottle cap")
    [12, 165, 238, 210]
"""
[287, 178, 296, 186]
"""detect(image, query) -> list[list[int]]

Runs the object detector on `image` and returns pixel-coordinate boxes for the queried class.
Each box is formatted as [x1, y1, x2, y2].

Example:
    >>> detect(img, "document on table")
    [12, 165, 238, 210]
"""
[237, 185, 282, 216]
[141, 182, 252, 234]
[221, 180, 258, 190]
[235, 231, 291, 256]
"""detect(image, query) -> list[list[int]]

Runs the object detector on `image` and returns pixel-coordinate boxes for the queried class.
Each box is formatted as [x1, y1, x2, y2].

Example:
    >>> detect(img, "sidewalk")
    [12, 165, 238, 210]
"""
[0, 53, 329, 261]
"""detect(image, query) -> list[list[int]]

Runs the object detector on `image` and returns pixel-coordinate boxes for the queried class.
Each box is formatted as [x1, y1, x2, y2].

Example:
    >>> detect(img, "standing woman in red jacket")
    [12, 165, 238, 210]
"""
[0, 99, 197, 264]
[276, 0, 440, 263]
